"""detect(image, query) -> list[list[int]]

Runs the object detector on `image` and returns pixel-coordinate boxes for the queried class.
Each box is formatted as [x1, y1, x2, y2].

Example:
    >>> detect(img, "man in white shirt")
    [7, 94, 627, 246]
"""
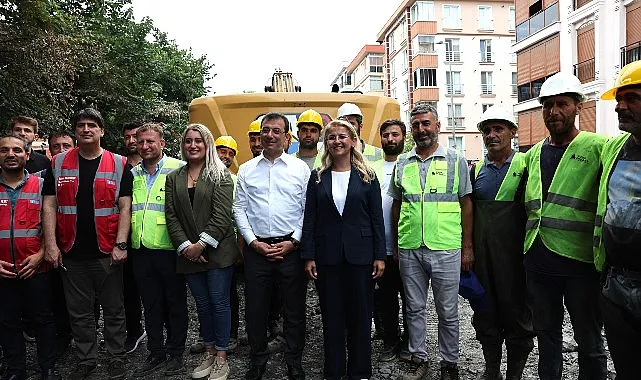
[233, 112, 311, 380]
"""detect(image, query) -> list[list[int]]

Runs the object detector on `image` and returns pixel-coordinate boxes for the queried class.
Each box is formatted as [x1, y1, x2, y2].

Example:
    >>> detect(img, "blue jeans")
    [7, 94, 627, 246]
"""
[526, 270, 607, 380]
[186, 266, 234, 351]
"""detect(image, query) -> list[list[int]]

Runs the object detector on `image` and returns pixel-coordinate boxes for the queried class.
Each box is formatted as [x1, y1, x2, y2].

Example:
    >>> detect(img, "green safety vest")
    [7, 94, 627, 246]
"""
[593, 133, 631, 271]
[363, 143, 383, 162]
[523, 131, 607, 262]
[395, 149, 462, 250]
[473, 152, 527, 201]
[294, 151, 323, 169]
[131, 157, 184, 250]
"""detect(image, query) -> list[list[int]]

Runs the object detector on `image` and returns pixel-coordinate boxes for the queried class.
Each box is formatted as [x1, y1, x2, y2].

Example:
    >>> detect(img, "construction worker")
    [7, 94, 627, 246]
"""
[594, 60, 641, 380]
[370, 119, 409, 363]
[247, 120, 262, 158]
[471, 106, 533, 380]
[337, 103, 383, 162]
[294, 109, 324, 170]
[523, 72, 607, 380]
[390, 103, 473, 380]
[0, 135, 60, 380]
[130, 123, 188, 377]
[215, 135, 238, 185]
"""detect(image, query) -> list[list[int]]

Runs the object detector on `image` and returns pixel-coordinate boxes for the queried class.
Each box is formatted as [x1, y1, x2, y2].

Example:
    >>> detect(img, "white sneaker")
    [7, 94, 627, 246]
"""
[208, 356, 229, 380]
[192, 352, 214, 379]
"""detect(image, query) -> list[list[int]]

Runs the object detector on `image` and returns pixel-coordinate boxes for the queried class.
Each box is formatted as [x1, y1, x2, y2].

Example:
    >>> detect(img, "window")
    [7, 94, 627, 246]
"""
[370, 78, 383, 91]
[391, 88, 397, 100]
[345, 74, 352, 86]
[509, 6, 516, 30]
[481, 71, 493, 94]
[448, 136, 463, 150]
[404, 79, 410, 103]
[480, 39, 492, 62]
[443, 4, 461, 29]
[512, 72, 517, 96]
[410, 1, 435, 23]
[389, 33, 395, 53]
[510, 40, 516, 63]
[447, 104, 463, 127]
[390, 60, 396, 81]
[412, 35, 435, 56]
[402, 52, 408, 73]
[446, 71, 462, 95]
[414, 68, 437, 87]
[482, 104, 493, 113]
[369, 55, 383, 73]
[445, 38, 461, 62]
[478, 6, 493, 30]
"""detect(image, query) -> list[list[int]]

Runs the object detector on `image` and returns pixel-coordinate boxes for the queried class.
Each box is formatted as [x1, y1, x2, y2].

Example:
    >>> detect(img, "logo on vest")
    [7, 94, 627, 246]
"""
[512, 171, 523, 177]
[432, 171, 446, 176]
[29, 200, 40, 205]
[570, 153, 589, 165]
[0, 199, 8, 206]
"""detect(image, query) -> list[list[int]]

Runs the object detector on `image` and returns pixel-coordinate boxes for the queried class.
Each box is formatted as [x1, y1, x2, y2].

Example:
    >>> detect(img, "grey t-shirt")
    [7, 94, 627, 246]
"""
[298, 155, 317, 171]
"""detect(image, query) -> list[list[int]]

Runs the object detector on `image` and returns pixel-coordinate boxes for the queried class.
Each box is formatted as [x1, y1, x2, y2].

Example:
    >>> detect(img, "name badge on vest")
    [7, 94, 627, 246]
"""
[57, 176, 76, 185]
[0, 199, 8, 206]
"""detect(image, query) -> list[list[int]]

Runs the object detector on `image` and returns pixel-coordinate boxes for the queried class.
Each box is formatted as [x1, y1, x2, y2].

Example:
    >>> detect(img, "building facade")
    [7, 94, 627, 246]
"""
[330, 45, 386, 95]
[514, 0, 641, 149]
[377, 0, 517, 161]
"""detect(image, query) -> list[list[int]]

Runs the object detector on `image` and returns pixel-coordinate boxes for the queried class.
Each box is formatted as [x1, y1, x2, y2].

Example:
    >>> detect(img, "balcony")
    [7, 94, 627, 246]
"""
[445, 51, 462, 63]
[574, 0, 592, 10]
[516, 2, 559, 42]
[621, 41, 641, 67]
[446, 116, 465, 129]
[446, 83, 464, 96]
[481, 83, 493, 95]
[573, 58, 595, 83]
[511, 84, 518, 97]
[480, 51, 493, 63]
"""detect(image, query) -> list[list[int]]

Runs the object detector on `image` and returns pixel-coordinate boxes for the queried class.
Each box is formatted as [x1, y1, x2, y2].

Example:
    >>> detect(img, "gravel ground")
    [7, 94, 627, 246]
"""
[20, 282, 616, 379]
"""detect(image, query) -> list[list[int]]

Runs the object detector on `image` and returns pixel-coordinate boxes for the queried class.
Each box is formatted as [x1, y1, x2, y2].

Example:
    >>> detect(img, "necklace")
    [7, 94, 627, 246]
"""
[188, 171, 199, 185]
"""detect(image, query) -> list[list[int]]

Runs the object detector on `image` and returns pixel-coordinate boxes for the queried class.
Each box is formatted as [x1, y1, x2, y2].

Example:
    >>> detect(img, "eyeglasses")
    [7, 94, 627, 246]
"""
[261, 127, 285, 135]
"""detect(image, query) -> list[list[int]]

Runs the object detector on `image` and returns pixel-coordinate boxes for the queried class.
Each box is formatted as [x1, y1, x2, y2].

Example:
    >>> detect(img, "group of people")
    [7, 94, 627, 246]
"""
[0, 60, 640, 380]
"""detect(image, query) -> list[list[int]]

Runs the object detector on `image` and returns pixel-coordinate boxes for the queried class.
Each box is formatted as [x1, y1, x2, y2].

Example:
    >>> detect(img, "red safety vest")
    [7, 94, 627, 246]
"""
[52, 148, 126, 254]
[0, 175, 49, 273]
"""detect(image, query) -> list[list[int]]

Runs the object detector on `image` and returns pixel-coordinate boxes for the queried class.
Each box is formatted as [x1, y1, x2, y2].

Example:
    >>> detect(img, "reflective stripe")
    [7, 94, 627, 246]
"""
[524, 199, 541, 212]
[95, 207, 119, 217]
[540, 217, 594, 233]
[60, 169, 78, 177]
[395, 153, 410, 185]
[425, 193, 459, 202]
[595, 215, 603, 227]
[133, 203, 164, 213]
[0, 192, 8, 198]
[402, 194, 422, 202]
[0, 230, 9, 239]
[131, 203, 146, 212]
[594, 235, 600, 248]
[114, 154, 124, 200]
[57, 205, 76, 214]
[547, 193, 597, 213]
[16, 192, 41, 200]
[525, 219, 539, 230]
[95, 172, 115, 179]
[13, 229, 40, 238]
[445, 150, 456, 193]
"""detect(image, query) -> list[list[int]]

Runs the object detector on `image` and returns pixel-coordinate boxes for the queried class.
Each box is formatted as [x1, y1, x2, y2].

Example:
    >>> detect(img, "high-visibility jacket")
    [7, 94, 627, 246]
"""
[294, 151, 323, 169]
[473, 152, 527, 201]
[363, 143, 383, 162]
[52, 148, 127, 254]
[394, 149, 462, 250]
[0, 175, 49, 273]
[594, 133, 631, 271]
[523, 131, 606, 262]
[131, 157, 184, 250]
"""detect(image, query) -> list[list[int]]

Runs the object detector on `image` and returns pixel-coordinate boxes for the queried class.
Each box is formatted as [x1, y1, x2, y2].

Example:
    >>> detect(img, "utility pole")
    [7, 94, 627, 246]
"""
[436, 41, 457, 151]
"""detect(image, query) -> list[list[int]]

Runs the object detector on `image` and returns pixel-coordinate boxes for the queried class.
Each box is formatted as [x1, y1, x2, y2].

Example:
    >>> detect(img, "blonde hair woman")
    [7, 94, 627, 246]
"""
[165, 124, 239, 380]
[301, 120, 386, 380]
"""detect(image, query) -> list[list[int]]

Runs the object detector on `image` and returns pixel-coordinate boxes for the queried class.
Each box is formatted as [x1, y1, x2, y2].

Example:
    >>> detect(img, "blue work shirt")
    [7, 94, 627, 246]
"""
[140, 155, 167, 193]
[473, 151, 515, 201]
[0, 170, 30, 207]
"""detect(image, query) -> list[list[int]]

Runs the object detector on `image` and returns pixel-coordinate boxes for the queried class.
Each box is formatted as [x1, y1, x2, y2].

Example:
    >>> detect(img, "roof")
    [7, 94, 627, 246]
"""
[377, 0, 414, 43]
[346, 44, 385, 73]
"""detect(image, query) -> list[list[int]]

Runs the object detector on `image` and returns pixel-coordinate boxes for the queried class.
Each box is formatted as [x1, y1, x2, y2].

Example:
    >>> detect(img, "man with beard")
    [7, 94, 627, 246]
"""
[471, 106, 533, 380]
[215, 136, 238, 187]
[247, 120, 263, 158]
[337, 103, 383, 162]
[123, 122, 142, 167]
[371, 119, 409, 363]
[294, 109, 323, 170]
[48, 130, 76, 157]
[10, 116, 50, 175]
[389, 103, 473, 380]
[594, 60, 641, 380]
[522, 72, 607, 380]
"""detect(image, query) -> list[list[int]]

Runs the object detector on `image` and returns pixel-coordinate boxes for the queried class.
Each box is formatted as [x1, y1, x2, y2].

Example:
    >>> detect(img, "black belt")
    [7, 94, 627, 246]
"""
[256, 233, 293, 245]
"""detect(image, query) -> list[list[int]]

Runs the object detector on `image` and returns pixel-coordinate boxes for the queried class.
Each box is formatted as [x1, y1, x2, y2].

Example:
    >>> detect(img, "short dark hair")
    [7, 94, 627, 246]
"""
[122, 121, 141, 134]
[9, 116, 38, 134]
[0, 135, 29, 151]
[261, 112, 291, 133]
[380, 119, 407, 137]
[72, 108, 104, 129]
[48, 130, 76, 147]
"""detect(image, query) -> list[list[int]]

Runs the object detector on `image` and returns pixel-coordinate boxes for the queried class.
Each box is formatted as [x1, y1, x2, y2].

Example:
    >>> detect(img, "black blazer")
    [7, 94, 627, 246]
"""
[301, 166, 386, 266]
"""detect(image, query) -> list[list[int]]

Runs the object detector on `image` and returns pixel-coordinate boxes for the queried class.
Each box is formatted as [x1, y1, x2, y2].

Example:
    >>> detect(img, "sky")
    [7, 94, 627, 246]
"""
[130, 0, 401, 95]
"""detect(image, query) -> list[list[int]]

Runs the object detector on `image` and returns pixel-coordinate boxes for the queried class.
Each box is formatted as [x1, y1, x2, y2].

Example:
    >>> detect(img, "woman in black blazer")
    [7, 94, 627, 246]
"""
[301, 119, 386, 380]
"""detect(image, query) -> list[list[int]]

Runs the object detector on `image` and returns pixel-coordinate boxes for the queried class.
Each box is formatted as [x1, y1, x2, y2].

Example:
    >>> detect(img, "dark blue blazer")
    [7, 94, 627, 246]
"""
[300, 166, 386, 266]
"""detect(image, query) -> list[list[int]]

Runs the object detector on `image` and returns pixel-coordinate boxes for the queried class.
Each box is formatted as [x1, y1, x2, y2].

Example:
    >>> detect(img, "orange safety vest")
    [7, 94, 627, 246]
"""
[52, 148, 126, 254]
[0, 175, 49, 272]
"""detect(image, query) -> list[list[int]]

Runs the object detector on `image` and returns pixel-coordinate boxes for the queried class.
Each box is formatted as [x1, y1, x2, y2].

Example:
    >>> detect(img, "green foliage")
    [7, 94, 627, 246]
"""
[403, 133, 415, 153]
[0, 0, 212, 155]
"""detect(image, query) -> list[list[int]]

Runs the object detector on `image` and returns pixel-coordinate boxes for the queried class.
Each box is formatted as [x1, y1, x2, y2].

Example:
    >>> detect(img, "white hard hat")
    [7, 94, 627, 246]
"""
[477, 106, 517, 131]
[337, 103, 363, 119]
[538, 72, 586, 103]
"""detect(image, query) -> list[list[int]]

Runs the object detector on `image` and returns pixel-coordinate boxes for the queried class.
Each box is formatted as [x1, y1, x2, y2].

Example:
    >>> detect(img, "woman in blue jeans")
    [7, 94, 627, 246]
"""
[166, 124, 240, 380]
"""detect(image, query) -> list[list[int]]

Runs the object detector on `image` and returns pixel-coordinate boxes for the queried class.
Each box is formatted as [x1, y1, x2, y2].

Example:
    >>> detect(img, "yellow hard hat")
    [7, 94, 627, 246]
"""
[247, 120, 261, 135]
[601, 60, 641, 100]
[296, 109, 324, 131]
[215, 136, 238, 153]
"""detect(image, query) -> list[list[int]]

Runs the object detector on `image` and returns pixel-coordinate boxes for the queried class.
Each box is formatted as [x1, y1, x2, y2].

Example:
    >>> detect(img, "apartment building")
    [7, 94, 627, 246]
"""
[514, 0, 641, 150]
[377, 0, 517, 161]
[330, 45, 386, 95]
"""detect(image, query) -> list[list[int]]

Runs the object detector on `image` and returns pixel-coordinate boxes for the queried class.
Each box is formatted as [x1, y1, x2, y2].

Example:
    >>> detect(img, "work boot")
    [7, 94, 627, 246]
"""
[478, 343, 503, 380]
[505, 346, 531, 380]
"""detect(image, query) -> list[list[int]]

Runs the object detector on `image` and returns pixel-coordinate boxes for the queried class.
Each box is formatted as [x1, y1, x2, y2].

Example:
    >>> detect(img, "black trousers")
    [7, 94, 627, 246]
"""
[377, 255, 408, 347]
[601, 293, 641, 380]
[243, 246, 307, 367]
[0, 271, 57, 379]
[317, 262, 373, 380]
[51, 269, 72, 341]
[131, 247, 188, 356]
[123, 255, 144, 338]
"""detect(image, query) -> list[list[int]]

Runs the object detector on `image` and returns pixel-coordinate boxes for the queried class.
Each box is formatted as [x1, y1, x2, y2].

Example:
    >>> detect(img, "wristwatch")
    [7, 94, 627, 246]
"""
[289, 238, 300, 249]
[115, 242, 128, 250]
